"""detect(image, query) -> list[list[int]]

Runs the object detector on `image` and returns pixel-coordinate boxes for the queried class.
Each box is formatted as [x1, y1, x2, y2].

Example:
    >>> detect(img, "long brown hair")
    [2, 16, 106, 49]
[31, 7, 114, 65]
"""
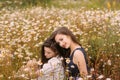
[49, 27, 81, 57]
[51, 27, 81, 45]
[41, 38, 59, 64]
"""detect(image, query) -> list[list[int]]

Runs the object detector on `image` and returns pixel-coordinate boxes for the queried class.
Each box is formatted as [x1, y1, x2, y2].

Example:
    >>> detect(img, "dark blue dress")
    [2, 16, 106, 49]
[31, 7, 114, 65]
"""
[68, 47, 89, 78]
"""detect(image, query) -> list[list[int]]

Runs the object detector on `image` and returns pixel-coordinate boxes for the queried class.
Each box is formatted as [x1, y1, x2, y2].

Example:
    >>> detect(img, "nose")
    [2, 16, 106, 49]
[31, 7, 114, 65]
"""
[60, 42, 65, 48]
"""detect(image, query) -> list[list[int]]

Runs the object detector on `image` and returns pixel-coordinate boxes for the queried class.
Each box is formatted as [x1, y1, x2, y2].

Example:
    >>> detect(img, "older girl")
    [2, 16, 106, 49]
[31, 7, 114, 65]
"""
[49, 27, 89, 79]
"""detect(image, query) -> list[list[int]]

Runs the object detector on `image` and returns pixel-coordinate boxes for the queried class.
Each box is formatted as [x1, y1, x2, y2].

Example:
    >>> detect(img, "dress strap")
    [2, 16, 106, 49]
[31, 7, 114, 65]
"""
[70, 48, 82, 60]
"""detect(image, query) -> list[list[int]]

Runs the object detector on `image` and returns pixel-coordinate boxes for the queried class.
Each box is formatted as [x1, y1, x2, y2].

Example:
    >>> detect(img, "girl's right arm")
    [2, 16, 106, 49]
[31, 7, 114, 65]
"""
[37, 57, 60, 76]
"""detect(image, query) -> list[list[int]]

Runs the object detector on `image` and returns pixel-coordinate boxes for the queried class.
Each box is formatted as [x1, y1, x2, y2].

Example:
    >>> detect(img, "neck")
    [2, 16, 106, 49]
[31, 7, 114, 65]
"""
[70, 41, 80, 55]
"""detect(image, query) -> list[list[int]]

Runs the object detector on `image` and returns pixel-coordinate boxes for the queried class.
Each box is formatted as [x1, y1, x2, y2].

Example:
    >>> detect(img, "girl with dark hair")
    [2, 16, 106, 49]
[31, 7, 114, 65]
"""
[16, 38, 64, 80]
[49, 27, 89, 80]
[37, 38, 64, 80]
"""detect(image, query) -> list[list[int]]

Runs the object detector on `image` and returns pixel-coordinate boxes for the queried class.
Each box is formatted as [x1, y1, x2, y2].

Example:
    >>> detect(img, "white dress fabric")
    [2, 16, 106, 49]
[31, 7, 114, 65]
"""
[38, 56, 64, 80]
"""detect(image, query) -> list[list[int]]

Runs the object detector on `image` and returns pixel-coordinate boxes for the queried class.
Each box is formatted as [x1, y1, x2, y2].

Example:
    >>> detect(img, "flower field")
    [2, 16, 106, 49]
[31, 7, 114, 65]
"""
[0, 6, 120, 80]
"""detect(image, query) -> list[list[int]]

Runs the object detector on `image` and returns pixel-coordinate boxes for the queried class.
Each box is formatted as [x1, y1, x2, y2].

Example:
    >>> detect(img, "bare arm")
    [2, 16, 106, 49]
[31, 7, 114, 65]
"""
[73, 50, 88, 76]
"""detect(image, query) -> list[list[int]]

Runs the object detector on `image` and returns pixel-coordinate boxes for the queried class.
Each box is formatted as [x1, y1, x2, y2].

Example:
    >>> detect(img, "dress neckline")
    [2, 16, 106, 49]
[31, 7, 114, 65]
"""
[70, 47, 82, 57]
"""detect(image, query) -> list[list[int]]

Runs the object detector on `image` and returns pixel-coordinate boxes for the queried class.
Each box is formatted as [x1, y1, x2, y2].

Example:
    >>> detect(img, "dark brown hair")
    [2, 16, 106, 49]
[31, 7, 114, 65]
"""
[41, 38, 59, 64]
[49, 27, 81, 58]
[50, 27, 81, 46]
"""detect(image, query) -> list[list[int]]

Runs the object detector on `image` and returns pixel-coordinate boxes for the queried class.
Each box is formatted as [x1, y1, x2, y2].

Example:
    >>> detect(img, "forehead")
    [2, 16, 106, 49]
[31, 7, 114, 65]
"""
[44, 47, 53, 52]
[55, 34, 67, 41]
[55, 34, 63, 39]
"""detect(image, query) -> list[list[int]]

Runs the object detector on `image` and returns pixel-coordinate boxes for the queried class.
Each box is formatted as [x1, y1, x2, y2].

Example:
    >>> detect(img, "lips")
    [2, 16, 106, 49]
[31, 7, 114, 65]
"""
[62, 45, 66, 48]
[62, 43, 67, 48]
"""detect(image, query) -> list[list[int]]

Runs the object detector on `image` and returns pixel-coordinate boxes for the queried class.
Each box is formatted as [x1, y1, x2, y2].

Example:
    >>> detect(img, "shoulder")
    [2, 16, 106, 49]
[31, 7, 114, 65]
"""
[48, 56, 62, 64]
[73, 49, 84, 59]
[42, 56, 62, 68]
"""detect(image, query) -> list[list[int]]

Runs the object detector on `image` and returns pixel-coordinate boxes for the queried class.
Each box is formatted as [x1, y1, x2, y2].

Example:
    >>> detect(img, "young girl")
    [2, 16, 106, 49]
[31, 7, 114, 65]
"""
[49, 27, 89, 80]
[16, 38, 65, 80]
[37, 38, 65, 80]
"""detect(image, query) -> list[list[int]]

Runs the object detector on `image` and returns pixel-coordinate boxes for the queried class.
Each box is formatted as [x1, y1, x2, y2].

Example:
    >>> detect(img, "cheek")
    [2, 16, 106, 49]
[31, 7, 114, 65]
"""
[65, 39, 71, 46]
[59, 44, 63, 47]
[44, 53, 48, 56]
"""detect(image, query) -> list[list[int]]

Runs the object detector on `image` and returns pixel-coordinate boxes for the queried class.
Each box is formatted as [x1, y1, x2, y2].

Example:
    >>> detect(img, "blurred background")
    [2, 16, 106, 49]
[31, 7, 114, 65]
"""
[0, 0, 120, 80]
[0, 0, 120, 10]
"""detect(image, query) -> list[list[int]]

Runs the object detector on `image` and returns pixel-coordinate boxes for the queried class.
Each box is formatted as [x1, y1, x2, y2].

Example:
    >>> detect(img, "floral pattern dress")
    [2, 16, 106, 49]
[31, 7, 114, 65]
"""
[38, 56, 64, 80]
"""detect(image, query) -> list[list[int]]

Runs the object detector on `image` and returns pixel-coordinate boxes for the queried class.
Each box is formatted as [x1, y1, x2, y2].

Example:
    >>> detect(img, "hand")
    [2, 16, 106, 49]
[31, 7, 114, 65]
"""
[26, 58, 38, 71]
[35, 70, 43, 77]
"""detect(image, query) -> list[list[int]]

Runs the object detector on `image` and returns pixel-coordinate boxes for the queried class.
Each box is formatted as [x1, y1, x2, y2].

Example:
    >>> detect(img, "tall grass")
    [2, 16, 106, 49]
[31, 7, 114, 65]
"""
[0, 0, 120, 10]
[0, 0, 52, 9]
[0, 7, 120, 79]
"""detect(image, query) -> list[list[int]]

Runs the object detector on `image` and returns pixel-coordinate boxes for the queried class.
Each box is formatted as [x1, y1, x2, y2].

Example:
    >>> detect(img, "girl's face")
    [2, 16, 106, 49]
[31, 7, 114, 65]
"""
[55, 34, 71, 49]
[44, 47, 56, 59]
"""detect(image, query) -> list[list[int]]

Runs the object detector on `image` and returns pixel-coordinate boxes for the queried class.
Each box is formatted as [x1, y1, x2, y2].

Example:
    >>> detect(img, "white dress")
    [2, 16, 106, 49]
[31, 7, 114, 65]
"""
[38, 56, 64, 80]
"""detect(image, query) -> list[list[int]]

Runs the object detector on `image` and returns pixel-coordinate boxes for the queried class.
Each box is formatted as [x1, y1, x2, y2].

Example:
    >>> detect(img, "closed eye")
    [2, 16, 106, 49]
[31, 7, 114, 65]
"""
[45, 51, 51, 54]
[59, 38, 63, 41]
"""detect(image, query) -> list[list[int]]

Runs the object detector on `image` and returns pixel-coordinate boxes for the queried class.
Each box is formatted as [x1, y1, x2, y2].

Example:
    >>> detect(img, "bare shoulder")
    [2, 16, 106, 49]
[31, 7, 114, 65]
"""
[74, 50, 84, 59]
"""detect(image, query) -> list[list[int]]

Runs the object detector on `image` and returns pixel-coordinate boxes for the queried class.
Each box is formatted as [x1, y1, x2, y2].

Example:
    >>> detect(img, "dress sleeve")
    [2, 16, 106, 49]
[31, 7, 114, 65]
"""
[40, 57, 61, 75]
[38, 57, 64, 80]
